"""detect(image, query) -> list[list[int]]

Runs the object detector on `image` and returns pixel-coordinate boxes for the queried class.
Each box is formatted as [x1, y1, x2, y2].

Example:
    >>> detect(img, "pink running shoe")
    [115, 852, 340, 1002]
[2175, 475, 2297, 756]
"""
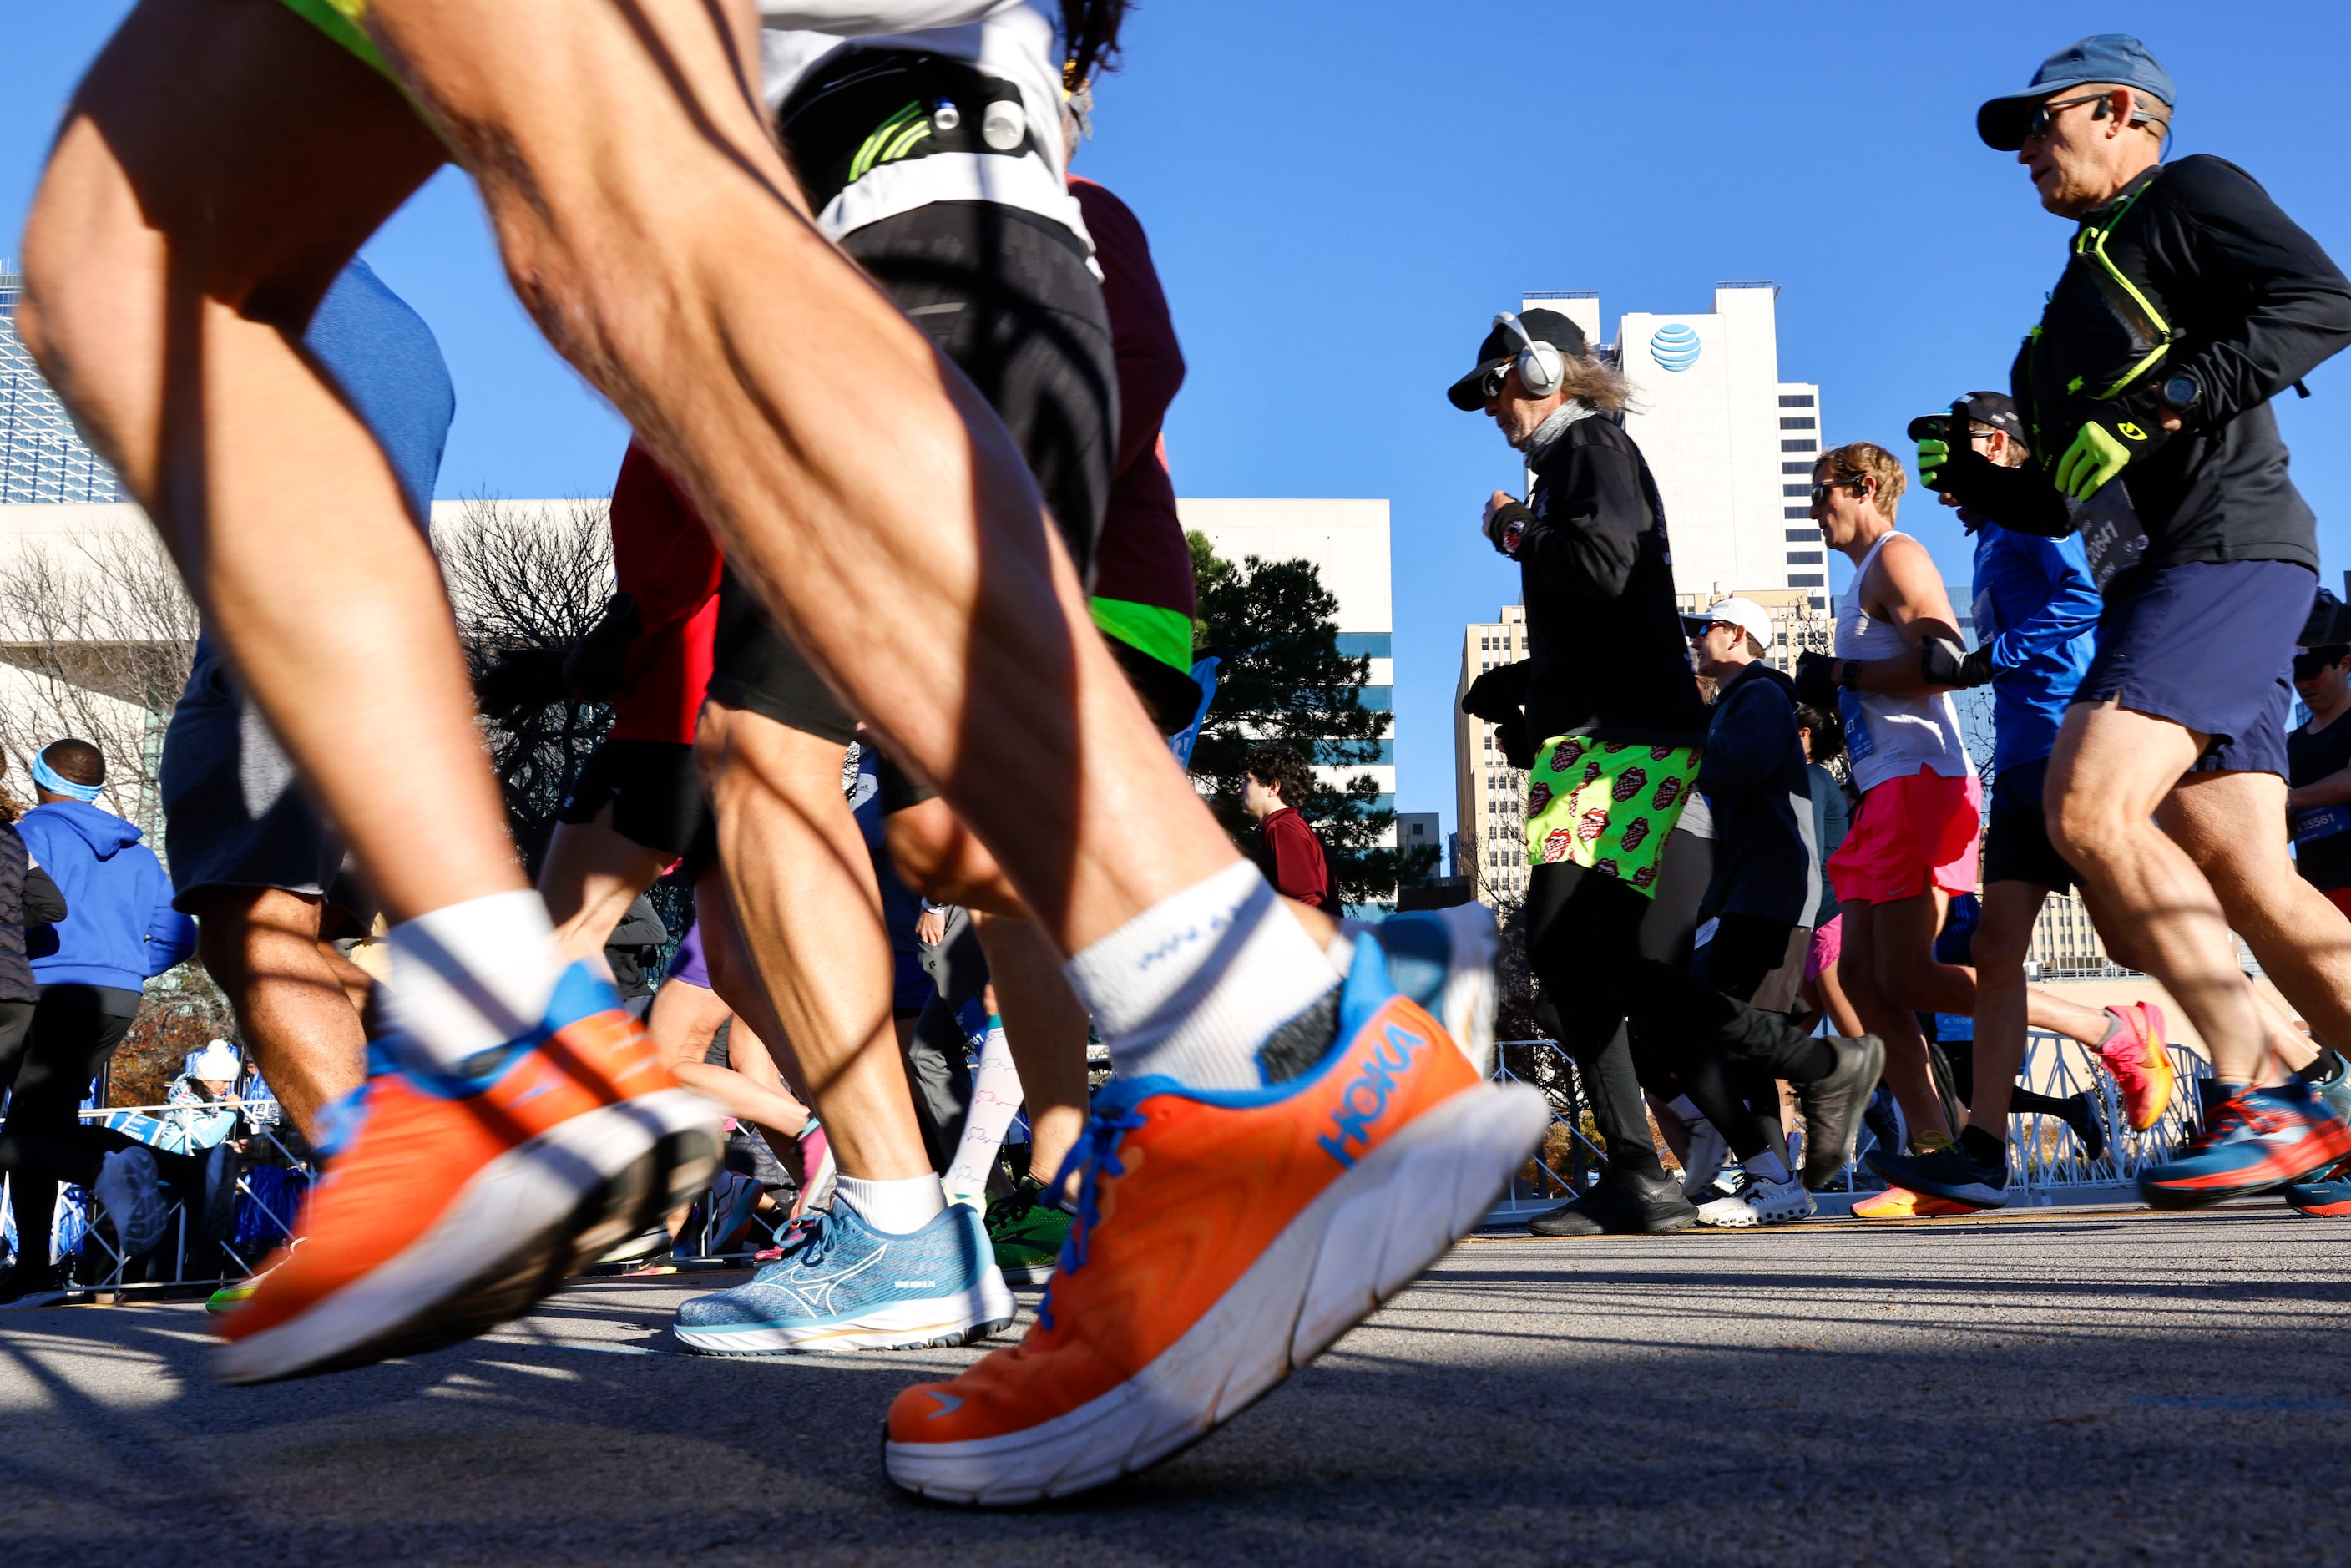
[789, 1120, 836, 1222]
[2098, 1003, 2174, 1131]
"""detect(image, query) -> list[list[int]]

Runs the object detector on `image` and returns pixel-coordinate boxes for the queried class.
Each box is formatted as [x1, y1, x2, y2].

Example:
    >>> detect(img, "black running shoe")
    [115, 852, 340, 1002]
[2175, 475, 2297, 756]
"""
[1797, 1034, 1887, 1188]
[1864, 1142, 2006, 1210]
[1527, 1167, 1699, 1237]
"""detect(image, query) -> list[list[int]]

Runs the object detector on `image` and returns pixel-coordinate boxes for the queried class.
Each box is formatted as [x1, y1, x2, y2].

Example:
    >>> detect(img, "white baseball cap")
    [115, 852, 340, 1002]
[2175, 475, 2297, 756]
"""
[1681, 597, 1775, 657]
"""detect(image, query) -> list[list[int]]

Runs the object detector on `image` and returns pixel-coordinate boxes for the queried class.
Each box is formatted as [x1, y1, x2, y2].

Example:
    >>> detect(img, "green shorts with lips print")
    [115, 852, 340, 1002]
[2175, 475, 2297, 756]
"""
[1524, 735, 1701, 897]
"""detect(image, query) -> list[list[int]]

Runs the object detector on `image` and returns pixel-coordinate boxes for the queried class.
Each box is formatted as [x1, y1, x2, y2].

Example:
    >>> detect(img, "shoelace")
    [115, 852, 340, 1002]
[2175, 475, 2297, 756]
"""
[760, 1209, 836, 1274]
[1034, 1102, 1148, 1333]
[2182, 1093, 2289, 1156]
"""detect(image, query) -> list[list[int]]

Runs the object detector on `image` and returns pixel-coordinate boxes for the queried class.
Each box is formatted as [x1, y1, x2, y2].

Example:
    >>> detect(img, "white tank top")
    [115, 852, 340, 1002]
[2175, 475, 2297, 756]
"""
[1835, 530, 1972, 793]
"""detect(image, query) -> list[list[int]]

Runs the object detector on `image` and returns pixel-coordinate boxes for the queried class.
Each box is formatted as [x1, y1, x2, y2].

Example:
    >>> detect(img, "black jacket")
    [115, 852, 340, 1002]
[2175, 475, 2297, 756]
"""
[1509, 417, 1708, 748]
[0, 822, 67, 1004]
[1696, 663, 1819, 927]
[1970, 155, 2351, 584]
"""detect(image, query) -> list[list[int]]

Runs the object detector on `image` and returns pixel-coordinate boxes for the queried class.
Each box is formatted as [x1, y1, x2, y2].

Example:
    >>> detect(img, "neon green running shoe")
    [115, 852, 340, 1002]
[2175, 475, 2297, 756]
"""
[983, 1176, 1072, 1285]
[205, 1278, 257, 1316]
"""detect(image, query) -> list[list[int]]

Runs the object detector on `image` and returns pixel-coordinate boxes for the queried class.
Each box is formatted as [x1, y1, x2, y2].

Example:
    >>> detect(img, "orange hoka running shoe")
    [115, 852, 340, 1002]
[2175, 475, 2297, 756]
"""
[883, 948, 1548, 1505]
[216, 963, 718, 1383]
[2096, 1002, 2174, 1131]
[1850, 1185, 1976, 1220]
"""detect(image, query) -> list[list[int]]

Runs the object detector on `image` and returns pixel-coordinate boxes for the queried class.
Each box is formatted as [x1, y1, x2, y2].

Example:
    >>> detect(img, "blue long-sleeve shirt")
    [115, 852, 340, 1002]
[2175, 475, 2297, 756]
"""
[1966, 514, 2101, 776]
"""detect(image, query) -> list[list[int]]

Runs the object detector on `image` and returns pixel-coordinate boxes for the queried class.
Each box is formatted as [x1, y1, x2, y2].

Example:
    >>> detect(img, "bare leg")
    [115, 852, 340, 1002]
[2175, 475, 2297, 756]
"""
[1964, 880, 2050, 1132]
[189, 887, 367, 1139]
[1836, 900, 1949, 1143]
[698, 701, 929, 1182]
[1867, 888, 2111, 1044]
[2160, 770, 2351, 1056]
[538, 807, 675, 964]
[971, 913, 1089, 1194]
[2047, 703, 2268, 1082]
[645, 974, 810, 1146]
[1801, 963, 1866, 1039]
[19, 0, 513, 923]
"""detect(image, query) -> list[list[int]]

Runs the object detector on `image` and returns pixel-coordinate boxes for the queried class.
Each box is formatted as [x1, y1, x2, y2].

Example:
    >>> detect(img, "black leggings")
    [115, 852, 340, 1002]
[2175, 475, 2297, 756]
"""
[1526, 834, 1825, 1177]
[0, 986, 137, 1272]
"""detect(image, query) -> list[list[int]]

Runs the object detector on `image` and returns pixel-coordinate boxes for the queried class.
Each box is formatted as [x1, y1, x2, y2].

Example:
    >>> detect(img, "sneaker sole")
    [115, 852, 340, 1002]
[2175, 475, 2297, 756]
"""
[883, 1080, 1550, 1505]
[217, 1090, 717, 1384]
[675, 1277, 1019, 1356]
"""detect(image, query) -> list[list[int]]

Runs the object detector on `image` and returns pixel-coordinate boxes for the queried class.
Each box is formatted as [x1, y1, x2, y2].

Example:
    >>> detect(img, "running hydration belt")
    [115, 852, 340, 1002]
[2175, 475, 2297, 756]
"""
[778, 51, 1036, 212]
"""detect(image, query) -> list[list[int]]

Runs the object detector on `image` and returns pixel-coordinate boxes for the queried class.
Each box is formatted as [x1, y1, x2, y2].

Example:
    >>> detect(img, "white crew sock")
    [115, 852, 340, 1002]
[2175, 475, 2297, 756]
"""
[835, 1172, 948, 1235]
[1064, 861, 1343, 1091]
[1744, 1149, 1792, 1185]
[944, 1016, 1022, 1207]
[384, 890, 568, 1073]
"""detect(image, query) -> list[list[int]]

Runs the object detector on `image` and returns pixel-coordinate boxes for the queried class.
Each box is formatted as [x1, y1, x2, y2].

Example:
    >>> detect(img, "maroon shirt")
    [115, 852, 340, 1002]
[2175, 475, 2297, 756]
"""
[1069, 175, 1194, 623]
[1255, 807, 1334, 909]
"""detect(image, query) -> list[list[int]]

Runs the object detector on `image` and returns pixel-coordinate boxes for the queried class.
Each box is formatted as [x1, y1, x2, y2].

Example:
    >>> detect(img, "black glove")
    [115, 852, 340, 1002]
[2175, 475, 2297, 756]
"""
[561, 590, 642, 703]
[473, 646, 569, 718]
[1919, 635, 1995, 689]
[1925, 443, 2073, 537]
[1792, 650, 1841, 709]
[1461, 660, 1535, 769]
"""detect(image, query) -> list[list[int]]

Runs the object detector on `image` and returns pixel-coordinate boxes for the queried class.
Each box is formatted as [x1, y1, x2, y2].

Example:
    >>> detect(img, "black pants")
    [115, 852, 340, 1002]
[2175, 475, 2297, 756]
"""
[1526, 835, 1822, 1178]
[904, 907, 990, 1172]
[0, 985, 138, 1272]
[1686, 914, 1802, 1166]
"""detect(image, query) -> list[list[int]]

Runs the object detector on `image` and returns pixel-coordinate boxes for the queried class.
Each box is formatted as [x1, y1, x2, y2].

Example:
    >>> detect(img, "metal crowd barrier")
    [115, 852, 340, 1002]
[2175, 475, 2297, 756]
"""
[0, 1102, 318, 1300]
[1487, 1032, 2207, 1222]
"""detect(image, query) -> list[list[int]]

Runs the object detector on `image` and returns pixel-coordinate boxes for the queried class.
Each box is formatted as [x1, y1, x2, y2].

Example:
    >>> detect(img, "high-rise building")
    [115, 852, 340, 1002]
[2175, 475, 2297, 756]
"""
[1179, 498, 1394, 822]
[1, 267, 127, 505]
[1454, 604, 1529, 908]
[1524, 283, 1820, 608]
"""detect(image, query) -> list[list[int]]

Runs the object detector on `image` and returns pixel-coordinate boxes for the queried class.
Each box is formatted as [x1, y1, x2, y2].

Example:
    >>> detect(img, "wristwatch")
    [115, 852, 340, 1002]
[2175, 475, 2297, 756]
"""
[2159, 372, 2201, 417]
[1838, 659, 1862, 691]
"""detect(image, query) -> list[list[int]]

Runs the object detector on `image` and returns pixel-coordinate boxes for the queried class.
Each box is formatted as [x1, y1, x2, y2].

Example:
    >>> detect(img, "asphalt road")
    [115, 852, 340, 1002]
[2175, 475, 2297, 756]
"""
[5, 1204, 2348, 1566]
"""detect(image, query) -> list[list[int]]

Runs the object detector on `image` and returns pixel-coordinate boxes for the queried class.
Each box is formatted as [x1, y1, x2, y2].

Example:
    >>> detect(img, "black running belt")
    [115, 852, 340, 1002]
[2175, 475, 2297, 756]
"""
[778, 49, 1034, 212]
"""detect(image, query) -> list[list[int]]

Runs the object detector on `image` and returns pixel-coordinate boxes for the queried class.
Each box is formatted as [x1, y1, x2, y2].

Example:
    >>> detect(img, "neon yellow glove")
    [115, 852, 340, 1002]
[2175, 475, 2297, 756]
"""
[1916, 436, 1951, 490]
[2054, 417, 2157, 500]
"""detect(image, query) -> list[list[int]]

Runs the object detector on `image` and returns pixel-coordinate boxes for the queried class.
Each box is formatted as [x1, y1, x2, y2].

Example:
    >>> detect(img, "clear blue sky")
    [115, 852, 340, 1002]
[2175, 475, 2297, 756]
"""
[9, 3, 2351, 842]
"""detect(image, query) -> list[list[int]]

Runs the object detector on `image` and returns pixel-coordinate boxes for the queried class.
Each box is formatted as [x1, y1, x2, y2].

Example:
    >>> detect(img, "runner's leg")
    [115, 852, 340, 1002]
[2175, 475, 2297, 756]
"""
[189, 888, 367, 1138]
[971, 913, 1090, 1194]
[538, 807, 676, 965]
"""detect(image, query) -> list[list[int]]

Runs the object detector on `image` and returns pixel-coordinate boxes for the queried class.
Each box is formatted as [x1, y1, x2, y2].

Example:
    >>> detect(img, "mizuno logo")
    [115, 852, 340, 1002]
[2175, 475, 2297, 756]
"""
[893, 1280, 937, 1288]
[1316, 1021, 1428, 1169]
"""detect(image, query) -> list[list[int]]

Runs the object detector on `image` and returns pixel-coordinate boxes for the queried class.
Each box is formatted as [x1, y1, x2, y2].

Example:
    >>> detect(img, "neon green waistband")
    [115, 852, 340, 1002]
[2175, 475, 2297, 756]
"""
[279, 0, 394, 83]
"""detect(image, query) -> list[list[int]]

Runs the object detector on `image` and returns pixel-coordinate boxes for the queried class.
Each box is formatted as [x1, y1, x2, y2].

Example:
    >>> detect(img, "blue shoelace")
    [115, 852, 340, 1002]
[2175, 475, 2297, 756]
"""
[1034, 1100, 1147, 1333]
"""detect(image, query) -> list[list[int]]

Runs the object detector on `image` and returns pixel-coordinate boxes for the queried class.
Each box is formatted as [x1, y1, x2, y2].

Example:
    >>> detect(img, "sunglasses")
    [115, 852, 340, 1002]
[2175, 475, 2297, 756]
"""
[1480, 363, 1514, 399]
[1808, 477, 1868, 507]
[2025, 92, 2109, 142]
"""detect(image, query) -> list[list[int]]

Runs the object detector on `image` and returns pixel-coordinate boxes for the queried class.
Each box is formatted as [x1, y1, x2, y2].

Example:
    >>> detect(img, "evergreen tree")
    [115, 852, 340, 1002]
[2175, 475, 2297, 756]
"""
[1186, 534, 1437, 906]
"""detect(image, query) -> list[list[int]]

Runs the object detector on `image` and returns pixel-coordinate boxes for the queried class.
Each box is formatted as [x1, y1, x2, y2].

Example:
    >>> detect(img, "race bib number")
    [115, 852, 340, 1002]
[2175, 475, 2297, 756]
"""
[2291, 802, 2351, 844]
[1838, 688, 1875, 765]
[2070, 483, 2150, 590]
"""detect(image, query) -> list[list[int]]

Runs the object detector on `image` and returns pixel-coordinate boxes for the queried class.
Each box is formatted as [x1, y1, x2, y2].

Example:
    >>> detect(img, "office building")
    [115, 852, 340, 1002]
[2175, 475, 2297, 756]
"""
[1179, 498, 1395, 824]
[1, 267, 127, 505]
[1523, 283, 1821, 607]
[1454, 604, 1529, 908]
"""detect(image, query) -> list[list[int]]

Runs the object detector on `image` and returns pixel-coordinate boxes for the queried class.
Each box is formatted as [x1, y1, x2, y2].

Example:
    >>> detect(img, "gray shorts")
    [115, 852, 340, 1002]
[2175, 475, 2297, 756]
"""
[159, 645, 374, 923]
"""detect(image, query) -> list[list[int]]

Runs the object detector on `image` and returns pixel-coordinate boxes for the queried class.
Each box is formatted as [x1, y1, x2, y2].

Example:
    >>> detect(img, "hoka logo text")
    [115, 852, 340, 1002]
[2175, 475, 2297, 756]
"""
[1317, 1023, 1428, 1168]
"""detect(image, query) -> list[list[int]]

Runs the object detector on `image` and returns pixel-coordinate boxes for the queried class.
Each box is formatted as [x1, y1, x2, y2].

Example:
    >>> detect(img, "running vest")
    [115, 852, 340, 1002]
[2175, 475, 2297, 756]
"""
[761, 2, 1091, 254]
[1835, 532, 1973, 793]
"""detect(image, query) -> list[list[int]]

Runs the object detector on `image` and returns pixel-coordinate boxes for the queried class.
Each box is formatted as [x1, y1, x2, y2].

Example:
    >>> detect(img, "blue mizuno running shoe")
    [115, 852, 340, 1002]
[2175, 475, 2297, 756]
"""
[672, 1199, 1014, 1354]
[2139, 1081, 2351, 1211]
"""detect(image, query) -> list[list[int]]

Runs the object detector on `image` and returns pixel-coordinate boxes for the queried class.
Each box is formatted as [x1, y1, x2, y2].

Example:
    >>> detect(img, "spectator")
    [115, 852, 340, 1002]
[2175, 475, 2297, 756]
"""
[1241, 745, 1334, 911]
[2288, 641, 2351, 918]
[0, 738, 196, 1301]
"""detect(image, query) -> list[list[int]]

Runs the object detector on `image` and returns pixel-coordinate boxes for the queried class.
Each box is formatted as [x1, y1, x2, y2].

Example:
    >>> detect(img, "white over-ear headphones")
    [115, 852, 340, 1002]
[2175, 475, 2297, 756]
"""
[1495, 311, 1564, 398]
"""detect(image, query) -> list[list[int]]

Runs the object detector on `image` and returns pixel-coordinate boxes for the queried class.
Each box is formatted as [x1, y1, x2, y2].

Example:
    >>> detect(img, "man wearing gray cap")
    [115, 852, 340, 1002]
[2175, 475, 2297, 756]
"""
[1924, 35, 2351, 1207]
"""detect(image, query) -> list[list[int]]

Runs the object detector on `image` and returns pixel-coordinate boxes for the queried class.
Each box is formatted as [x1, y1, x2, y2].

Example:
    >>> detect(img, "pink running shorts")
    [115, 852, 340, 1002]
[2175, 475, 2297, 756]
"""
[1826, 766, 1982, 906]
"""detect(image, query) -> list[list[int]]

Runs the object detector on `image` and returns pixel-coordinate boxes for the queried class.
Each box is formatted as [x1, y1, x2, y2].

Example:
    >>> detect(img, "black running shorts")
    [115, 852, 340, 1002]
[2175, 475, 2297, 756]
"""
[558, 738, 715, 868]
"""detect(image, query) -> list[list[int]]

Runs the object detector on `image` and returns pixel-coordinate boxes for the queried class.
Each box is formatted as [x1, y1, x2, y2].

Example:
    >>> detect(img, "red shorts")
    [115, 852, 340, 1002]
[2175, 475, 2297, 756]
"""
[2329, 887, 2351, 923]
[1827, 766, 1982, 905]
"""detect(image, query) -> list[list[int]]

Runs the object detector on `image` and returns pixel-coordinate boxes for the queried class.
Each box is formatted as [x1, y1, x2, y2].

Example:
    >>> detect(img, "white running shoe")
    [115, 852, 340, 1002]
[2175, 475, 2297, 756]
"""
[1691, 1177, 1759, 1227]
[94, 1146, 167, 1257]
[1744, 1172, 1817, 1225]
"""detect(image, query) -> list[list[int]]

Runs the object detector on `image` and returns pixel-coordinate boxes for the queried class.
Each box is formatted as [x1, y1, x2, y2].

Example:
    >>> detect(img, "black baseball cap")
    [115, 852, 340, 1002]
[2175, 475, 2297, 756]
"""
[1976, 34, 2177, 152]
[1907, 391, 2028, 449]
[1447, 308, 1589, 412]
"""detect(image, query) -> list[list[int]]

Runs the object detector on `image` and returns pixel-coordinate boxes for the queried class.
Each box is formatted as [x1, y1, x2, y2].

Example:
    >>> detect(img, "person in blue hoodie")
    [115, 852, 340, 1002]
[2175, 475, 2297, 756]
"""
[0, 737, 195, 1299]
[1873, 392, 2165, 1212]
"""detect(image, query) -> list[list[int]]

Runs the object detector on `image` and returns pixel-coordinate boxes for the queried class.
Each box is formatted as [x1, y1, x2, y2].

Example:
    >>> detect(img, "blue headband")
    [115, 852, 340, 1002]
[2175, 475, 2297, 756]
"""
[31, 753, 103, 802]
